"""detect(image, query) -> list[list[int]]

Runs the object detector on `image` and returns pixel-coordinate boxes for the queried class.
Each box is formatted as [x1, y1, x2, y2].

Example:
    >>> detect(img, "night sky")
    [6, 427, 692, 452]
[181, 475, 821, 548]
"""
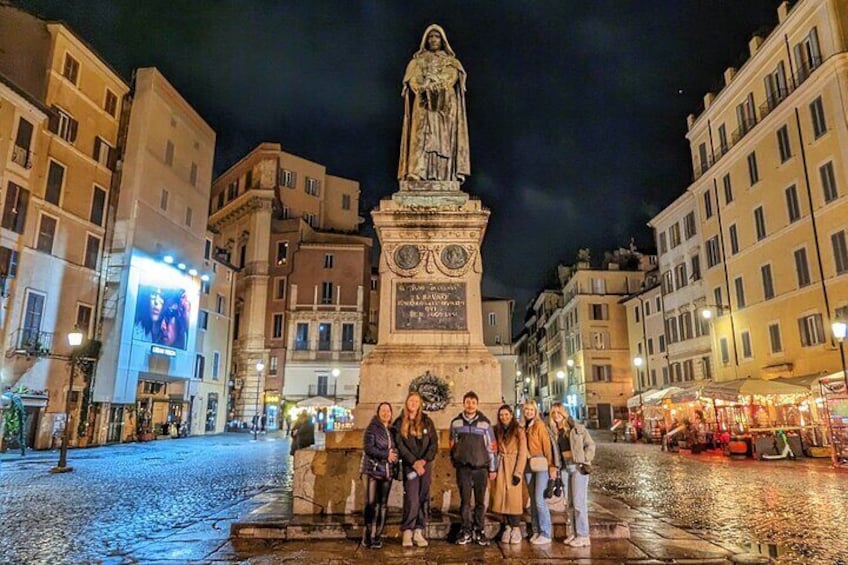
[17, 0, 782, 328]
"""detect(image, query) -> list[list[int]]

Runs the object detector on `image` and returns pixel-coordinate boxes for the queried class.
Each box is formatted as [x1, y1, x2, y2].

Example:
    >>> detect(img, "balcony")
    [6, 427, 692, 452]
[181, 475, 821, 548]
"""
[308, 384, 336, 397]
[12, 328, 53, 357]
[758, 86, 793, 121]
[11, 145, 31, 169]
[793, 56, 822, 89]
[731, 116, 758, 145]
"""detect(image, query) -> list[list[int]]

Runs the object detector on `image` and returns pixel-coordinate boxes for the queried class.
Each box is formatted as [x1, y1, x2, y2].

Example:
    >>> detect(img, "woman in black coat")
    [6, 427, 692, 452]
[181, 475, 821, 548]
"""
[392, 392, 438, 547]
[361, 402, 398, 549]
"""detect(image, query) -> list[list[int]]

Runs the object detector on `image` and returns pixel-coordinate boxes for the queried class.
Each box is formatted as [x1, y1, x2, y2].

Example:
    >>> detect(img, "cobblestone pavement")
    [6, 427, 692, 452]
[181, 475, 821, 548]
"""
[0, 432, 291, 564]
[2, 433, 847, 564]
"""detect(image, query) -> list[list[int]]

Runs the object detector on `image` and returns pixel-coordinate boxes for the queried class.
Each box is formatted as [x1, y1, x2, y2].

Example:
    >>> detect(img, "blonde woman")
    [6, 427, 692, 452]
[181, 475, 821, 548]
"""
[549, 402, 596, 547]
[522, 400, 556, 545]
[392, 392, 438, 547]
[490, 404, 527, 544]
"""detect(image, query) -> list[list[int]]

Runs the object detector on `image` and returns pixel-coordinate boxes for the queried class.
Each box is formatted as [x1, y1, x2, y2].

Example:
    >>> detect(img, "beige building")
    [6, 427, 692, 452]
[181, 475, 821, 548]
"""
[682, 0, 847, 383]
[482, 297, 517, 406]
[94, 67, 219, 443]
[516, 290, 562, 412]
[0, 8, 129, 449]
[622, 276, 666, 394]
[209, 144, 368, 429]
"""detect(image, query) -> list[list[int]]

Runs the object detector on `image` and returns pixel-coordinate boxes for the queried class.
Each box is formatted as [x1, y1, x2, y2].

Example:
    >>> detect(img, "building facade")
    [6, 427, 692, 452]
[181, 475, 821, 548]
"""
[682, 0, 847, 383]
[622, 276, 665, 394]
[481, 297, 517, 406]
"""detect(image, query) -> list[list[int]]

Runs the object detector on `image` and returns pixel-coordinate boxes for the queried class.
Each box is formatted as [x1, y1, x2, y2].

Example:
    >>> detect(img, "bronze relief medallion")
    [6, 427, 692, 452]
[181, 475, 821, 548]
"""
[394, 245, 421, 270]
[441, 244, 469, 269]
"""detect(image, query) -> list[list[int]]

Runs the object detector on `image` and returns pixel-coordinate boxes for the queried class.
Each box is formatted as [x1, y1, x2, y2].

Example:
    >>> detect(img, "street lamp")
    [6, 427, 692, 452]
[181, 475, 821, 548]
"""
[51, 326, 84, 474]
[254, 360, 265, 440]
[832, 320, 847, 386]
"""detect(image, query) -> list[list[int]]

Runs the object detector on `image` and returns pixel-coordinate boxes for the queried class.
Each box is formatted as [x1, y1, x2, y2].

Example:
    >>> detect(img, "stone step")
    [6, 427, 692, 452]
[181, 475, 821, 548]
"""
[232, 510, 630, 541]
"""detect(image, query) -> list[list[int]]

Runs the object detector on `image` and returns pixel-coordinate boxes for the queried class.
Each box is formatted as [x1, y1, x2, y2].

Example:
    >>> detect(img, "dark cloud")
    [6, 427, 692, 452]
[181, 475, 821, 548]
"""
[17, 0, 781, 332]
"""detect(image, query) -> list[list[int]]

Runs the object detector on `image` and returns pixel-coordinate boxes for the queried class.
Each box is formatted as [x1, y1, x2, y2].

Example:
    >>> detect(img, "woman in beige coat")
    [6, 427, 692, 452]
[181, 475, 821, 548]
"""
[490, 404, 527, 544]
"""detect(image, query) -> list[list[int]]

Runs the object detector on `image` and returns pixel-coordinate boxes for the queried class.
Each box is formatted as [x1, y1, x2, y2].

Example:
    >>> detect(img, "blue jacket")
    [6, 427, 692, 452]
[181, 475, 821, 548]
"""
[449, 411, 497, 472]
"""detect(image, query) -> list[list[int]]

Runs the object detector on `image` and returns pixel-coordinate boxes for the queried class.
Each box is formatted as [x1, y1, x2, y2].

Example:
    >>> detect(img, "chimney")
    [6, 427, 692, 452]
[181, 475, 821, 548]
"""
[723, 67, 737, 86]
[686, 114, 695, 130]
[777, 2, 790, 24]
[749, 35, 764, 56]
[703, 92, 715, 110]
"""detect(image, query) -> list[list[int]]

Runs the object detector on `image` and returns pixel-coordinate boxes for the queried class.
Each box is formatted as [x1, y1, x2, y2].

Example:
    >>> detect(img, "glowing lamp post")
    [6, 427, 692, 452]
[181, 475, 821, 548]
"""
[52, 327, 85, 474]
[833, 320, 847, 387]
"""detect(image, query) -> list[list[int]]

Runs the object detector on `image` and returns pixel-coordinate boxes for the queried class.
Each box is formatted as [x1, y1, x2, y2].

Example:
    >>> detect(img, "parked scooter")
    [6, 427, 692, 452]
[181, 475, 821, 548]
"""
[760, 429, 796, 460]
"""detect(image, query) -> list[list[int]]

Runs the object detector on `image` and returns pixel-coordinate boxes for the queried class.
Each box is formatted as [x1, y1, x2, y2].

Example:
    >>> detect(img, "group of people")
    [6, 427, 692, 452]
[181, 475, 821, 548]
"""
[359, 391, 595, 549]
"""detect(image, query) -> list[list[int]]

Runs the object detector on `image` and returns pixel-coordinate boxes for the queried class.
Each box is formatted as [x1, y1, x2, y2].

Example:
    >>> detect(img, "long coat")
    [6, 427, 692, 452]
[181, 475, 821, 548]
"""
[490, 428, 528, 515]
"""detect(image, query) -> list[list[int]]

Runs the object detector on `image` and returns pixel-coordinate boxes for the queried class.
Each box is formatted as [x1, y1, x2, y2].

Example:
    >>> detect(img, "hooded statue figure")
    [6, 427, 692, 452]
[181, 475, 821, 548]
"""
[398, 24, 470, 184]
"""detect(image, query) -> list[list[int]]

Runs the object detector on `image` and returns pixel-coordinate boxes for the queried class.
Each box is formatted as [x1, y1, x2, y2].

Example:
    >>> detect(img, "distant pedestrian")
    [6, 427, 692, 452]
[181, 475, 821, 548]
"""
[449, 391, 497, 546]
[392, 392, 438, 548]
[260, 413, 267, 433]
[550, 402, 595, 547]
[523, 399, 555, 545]
[361, 402, 398, 549]
[491, 404, 527, 544]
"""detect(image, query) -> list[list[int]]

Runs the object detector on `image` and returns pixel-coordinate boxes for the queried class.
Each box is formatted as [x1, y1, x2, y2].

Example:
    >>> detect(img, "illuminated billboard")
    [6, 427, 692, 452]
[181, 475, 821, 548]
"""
[133, 285, 192, 350]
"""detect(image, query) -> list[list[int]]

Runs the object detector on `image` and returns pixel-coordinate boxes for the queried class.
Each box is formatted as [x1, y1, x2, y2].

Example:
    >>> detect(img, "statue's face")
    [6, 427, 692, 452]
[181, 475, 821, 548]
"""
[427, 30, 443, 51]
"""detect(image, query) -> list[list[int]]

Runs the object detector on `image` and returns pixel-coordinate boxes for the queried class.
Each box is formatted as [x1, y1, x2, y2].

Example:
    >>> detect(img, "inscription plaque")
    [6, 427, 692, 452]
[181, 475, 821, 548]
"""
[395, 282, 467, 330]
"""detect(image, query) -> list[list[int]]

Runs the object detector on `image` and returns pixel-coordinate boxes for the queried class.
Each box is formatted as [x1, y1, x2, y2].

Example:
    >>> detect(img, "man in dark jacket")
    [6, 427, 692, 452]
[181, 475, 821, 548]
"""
[449, 391, 497, 545]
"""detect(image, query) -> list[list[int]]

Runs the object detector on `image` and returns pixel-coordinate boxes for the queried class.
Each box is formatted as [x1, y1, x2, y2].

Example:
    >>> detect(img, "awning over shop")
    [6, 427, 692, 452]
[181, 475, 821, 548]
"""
[337, 398, 356, 410]
[668, 381, 705, 403]
[296, 396, 335, 408]
[645, 386, 686, 406]
[626, 389, 659, 409]
[775, 372, 828, 389]
[700, 377, 810, 402]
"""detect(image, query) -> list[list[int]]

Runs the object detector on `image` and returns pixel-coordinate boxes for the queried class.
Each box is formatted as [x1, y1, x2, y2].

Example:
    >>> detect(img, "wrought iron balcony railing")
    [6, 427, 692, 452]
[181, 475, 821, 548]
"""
[11, 145, 31, 169]
[12, 328, 53, 356]
[307, 384, 336, 397]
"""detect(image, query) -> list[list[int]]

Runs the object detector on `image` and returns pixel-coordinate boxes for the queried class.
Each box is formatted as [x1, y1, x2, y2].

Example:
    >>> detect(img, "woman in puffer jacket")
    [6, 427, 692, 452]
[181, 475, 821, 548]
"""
[361, 402, 398, 549]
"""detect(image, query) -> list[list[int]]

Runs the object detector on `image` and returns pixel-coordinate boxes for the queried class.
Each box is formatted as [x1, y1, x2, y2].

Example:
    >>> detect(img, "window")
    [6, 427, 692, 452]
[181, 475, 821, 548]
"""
[720, 337, 730, 365]
[324, 254, 334, 269]
[216, 191, 225, 210]
[342, 323, 355, 351]
[269, 356, 278, 375]
[683, 359, 694, 381]
[691, 254, 701, 282]
[238, 244, 246, 269]
[662, 366, 669, 385]
[666, 318, 679, 344]
[321, 281, 333, 304]
[765, 61, 788, 108]
[295, 323, 309, 350]
[2, 182, 29, 234]
[658, 232, 667, 254]
[591, 331, 609, 350]
[729, 224, 739, 255]
[185, 207, 193, 227]
[591, 364, 612, 382]
[761, 264, 775, 300]
[62, 53, 80, 84]
[736, 92, 757, 134]
[697, 142, 708, 174]
[833, 231, 848, 274]
[794, 27, 822, 79]
[84, 234, 101, 270]
[768, 323, 783, 354]
[820, 161, 838, 203]
[785, 185, 801, 223]
[204, 239, 212, 260]
[723, 174, 733, 204]
[703, 191, 713, 219]
[634, 305, 640, 323]
[591, 278, 606, 294]
[49, 106, 78, 143]
[160, 189, 169, 211]
[201, 280, 210, 295]
[272, 314, 283, 338]
[76, 304, 93, 336]
[279, 169, 296, 188]
[342, 194, 351, 210]
[714, 286, 723, 309]
[198, 310, 208, 330]
[305, 177, 320, 196]
[810, 97, 827, 138]
[669, 223, 681, 248]
[741, 331, 753, 359]
[0, 247, 20, 281]
[318, 322, 331, 350]
[276, 241, 289, 264]
[281, 205, 290, 219]
[275, 277, 286, 300]
[658, 335, 666, 353]
[43, 160, 65, 206]
[216, 294, 225, 314]
[718, 124, 728, 155]
[227, 179, 238, 200]
[777, 125, 792, 162]
[93, 137, 113, 169]
[674, 263, 687, 290]
[655, 296, 661, 312]
[662, 270, 673, 295]
[36, 214, 57, 253]
[212, 351, 220, 379]
[306, 213, 317, 227]
[104, 89, 118, 117]
[12, 117, 33, 168]
[734, 276, 746, 309]
[233, 313, 240, 340]
[488, 312, 497, 326]
[798, 313, 825, 346]
[245, 170, 253, 189]
[747, 152, 759, 185]
[90, 186, 106, 226]
[190, 162, 198, 187]
[683, 212, 696, 239]
[679, 312, 693, 340]
[589, 303, 608, 320]
[706, 236, 721, 267]
[165, 140, 174, 166]
[645, 301, 651, 316]
[794, 247, 811, 287]
[194, 354, 205, 380]
[754, 207, 766, 240]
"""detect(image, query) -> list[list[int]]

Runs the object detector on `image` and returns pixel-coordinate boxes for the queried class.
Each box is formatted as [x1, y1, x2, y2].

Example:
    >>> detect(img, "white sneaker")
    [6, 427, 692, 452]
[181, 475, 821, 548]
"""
[509, 527, 523, 544]
[500, 526, 511, 544]
[530, 535, 551, 545]
[562, 534, 575, 545]
[529, 533, 539, 542]
[568, 536, 591, 547]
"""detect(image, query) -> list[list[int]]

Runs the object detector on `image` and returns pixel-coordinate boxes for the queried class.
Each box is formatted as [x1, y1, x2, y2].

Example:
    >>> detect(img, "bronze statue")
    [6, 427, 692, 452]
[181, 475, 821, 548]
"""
[398, 24, 470, 184]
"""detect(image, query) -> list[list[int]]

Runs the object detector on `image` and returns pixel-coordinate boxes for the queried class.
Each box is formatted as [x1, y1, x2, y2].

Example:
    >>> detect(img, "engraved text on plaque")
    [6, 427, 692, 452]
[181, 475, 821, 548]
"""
[395, 282, 467, 330]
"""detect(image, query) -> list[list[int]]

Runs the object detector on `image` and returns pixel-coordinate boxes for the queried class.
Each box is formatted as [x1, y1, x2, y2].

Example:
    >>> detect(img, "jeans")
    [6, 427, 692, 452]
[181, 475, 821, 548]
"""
[565, 464, 590, 537]
[456, 466, 488, 532]
[401, 464, 432, 531]
[525, 469, 551, 538]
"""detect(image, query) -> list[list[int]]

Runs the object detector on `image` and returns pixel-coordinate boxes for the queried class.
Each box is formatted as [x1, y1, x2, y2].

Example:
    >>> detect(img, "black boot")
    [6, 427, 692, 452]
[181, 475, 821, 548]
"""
[363, 504, 375, 548]
[371, 504, 388, 549]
